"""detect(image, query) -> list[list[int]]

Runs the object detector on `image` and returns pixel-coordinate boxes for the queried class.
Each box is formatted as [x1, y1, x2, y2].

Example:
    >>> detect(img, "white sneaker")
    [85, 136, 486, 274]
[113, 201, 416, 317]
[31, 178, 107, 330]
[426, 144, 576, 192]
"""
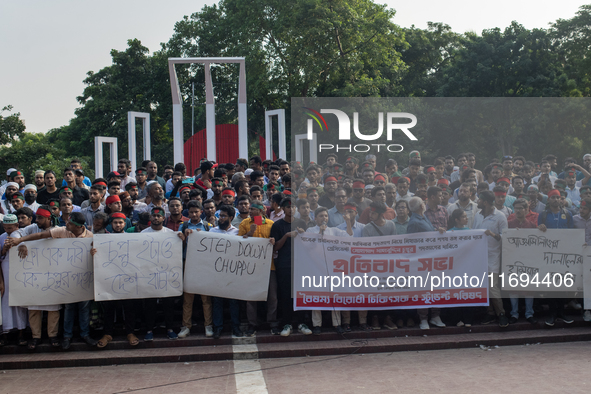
[298, 323, 312, 335]
[280, 324, 293, 337]
[429, 316, 446, 328]
[584, 310, 591, 322]
[419, 319, 430, 330]
[205, 325, 214, 337]
[178, 326, 190, 338]
[456, 321, 465, 327]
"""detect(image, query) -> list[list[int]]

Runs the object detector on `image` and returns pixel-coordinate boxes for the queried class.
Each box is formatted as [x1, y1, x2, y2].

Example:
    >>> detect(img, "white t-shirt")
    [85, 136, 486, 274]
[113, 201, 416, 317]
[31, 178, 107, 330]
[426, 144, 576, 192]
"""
[141, 226, 173, 233]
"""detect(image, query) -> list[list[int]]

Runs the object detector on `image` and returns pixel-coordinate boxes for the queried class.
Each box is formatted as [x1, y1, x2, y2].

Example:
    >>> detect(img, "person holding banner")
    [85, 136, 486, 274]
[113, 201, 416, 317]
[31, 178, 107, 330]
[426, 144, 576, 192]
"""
[473, 190, 510, 328]
[239, 201, 277, 336]
[406, 197, 447, 329]
[95, 212, 140, 348]
[18, 206, 62, 349]
[8, 212, 97, 350]
[271, 198, 313, 337]
[506, 199, 537, 325]
[0, 214, 28, 347]
[209, 205, 244, 338]
[178, 200, 214, 339]
[141, 207, 186, 341]
[537, 189, 575, 327]
[301, 206, 353, 334]
[574, 198, 591, 322]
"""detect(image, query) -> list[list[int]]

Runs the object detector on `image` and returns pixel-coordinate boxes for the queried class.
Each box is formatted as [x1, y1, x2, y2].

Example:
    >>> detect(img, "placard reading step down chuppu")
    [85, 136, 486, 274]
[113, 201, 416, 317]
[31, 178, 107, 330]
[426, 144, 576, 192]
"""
[9, 238, 94, 306]
[93, 232, 183, 301]
[184, 231, 274, 301]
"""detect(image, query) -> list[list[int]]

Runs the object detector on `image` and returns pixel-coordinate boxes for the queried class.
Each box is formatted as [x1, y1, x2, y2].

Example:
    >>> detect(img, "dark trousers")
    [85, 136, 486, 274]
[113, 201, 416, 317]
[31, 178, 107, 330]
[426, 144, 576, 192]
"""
[276, 265, 305, 326]
[213, 297, 240, 330]
[143, 298, 174, 331]
[103, 300, 136, 336]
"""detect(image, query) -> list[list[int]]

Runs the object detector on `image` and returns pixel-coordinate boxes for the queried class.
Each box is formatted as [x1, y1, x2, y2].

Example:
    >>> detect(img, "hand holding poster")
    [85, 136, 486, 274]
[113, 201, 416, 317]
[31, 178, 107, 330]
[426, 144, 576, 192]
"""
[184, 231, 274, 301]
[501, 229, 585, 293]
[93, 233, 183, 301]
[9, 238, 94, 306]
[294, 230, 489, 310]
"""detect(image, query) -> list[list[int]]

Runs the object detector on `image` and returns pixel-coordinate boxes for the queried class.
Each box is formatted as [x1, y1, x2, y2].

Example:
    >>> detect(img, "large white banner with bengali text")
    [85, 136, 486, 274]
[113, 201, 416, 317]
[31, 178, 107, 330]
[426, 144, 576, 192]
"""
[294, 230, 489, 310]
[184, 231, 274, 301]
[9, 238, 94, 306]
[502, 229, 586, 294]
[93, 233, 183, 301]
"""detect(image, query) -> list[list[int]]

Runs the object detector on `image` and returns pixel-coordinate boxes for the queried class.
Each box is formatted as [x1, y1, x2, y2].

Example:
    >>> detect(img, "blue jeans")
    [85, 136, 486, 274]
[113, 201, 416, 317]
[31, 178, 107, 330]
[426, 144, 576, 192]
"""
[510, 296, 534, 319]
[63, 301, 91, 338]
[213, 297, 240, 330]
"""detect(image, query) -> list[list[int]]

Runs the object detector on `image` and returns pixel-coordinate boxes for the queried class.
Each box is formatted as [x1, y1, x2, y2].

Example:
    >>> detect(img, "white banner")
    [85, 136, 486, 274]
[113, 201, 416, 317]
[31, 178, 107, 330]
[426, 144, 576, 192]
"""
[9, 238, 94, 306]
[184, 231, 274, 301]
[293, 230, 489, 310]
[93, 233, 183, 301]
[502, 229, 585, 293]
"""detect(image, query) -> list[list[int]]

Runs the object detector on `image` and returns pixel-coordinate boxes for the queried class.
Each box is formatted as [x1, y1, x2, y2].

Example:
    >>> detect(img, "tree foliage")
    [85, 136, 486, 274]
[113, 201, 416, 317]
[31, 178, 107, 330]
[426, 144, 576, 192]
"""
[0, 132, 94, 182]
[0, 105, 26, 146]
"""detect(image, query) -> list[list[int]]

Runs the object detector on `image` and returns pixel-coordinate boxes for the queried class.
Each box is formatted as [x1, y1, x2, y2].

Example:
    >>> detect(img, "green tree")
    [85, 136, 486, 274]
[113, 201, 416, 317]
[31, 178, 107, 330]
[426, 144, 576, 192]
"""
[0, 105, 26, 145]
[48, 39, 174, 168]
[0, 132, 94, 183]
[550, 4, 591, 97]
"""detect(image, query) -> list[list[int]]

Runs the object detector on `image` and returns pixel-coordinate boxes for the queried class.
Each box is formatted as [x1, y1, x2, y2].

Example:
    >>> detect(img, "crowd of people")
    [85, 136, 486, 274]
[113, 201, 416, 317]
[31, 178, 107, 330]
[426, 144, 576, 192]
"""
[0, 150, 589, 351]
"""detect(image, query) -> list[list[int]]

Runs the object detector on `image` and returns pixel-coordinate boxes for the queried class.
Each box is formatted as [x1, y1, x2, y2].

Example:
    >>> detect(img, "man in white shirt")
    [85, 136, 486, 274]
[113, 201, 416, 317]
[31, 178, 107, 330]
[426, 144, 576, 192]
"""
[140, 207, 185, 341]
[472, 190, 509, 328]
[209, 205, 243, 338]
[210, 205, 239, 235]
[447, 183, 479, 228]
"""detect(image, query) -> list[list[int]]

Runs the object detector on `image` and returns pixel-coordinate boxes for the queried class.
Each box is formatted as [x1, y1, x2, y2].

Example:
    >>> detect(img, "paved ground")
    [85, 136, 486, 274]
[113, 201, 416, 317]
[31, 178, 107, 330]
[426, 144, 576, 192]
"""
[2, 341, 590, 394]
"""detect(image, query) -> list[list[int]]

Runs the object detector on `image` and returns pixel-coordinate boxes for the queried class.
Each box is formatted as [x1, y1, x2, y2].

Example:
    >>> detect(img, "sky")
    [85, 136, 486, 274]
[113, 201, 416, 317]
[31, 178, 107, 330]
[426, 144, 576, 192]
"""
[0, 0, 587, 134]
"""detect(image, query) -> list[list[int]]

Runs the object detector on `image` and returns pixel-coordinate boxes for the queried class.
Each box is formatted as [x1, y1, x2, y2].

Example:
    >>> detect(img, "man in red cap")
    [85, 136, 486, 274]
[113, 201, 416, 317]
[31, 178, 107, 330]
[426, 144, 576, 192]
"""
[343, 156, 358, 178]
[492, 186, 513, 218]
[318, 176, 338, 209]
[494, 177, 516, 209]
[348, 179, 371, 212]
[373, 174, 387, 188]
[425, 166, 437, 187]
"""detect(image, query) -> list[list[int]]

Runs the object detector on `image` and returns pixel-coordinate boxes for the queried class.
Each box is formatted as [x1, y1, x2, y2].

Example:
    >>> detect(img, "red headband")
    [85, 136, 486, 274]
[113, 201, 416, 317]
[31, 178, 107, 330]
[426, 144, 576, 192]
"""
[437, 179, 449, 186]
[374, 174, 386, 182]
[36, 208, 51, 218]
[494, 191, 506, 197]
[352, 181, 365, 189]
[425, 167, 435, 173]
[222, 189, 236, 197]
[283, 190, 292, 195]
[497, 177, 510, 184]
[111, 212, 126, 219]
[325, 176, 337, 183]
[548, 189, 561, 198]
[106, 195, 121, 205]
[179, 185, 191, 192]
[95, 182, 107, 187]
[344, 204, 357, 211]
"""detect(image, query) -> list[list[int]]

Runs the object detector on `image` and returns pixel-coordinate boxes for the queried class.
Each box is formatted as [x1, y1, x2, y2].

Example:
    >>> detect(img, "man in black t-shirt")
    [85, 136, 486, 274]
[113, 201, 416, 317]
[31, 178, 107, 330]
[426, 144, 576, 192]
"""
[270, 198, 311, 337]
